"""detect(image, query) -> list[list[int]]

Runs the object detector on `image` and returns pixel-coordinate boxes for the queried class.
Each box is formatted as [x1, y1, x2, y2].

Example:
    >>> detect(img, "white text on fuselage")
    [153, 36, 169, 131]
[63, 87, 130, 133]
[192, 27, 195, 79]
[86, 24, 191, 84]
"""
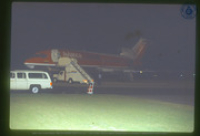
[63, 52, 82, 59]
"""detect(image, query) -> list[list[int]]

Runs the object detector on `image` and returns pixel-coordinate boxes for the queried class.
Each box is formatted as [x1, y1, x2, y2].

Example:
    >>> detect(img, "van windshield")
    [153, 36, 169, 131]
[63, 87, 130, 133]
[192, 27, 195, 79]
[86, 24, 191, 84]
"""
[10, 72, 15, 78]
[28, 73, 48, 79]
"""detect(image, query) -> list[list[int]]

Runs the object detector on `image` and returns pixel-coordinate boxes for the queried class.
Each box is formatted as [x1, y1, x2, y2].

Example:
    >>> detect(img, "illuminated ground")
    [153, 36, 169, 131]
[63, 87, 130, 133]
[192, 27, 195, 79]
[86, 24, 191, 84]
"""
[10, 93, 194, 132]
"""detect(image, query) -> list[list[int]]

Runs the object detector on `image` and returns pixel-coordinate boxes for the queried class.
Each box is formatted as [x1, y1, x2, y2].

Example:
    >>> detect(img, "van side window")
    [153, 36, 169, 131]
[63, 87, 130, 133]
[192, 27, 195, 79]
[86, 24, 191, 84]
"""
[17, 73, 26, 79]
[10, 72, 15, 78]
[28, 73, 48, 79]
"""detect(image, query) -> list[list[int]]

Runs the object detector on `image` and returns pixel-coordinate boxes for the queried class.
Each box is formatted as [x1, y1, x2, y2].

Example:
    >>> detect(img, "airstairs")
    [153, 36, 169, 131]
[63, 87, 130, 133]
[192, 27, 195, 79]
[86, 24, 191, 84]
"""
[70, 61, 94, 84]
[58, 57, 94, 84]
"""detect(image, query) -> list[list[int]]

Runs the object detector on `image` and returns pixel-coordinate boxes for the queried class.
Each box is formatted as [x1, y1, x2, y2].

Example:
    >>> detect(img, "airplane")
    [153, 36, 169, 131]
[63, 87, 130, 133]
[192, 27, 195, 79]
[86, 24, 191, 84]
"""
[24, 38, 147, 73]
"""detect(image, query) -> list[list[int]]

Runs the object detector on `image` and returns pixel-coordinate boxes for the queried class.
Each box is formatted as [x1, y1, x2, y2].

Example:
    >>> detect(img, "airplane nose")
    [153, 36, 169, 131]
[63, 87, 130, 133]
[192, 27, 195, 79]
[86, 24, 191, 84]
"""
[24, 62, 35, 69]
[24, 59, 35, 69]
[26, 64, 35, 69]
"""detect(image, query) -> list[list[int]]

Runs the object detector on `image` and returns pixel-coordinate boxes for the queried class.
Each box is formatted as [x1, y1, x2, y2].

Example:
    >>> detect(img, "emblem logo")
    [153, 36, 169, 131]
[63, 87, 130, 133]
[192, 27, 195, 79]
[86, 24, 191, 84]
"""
[180, 4, 196, 19]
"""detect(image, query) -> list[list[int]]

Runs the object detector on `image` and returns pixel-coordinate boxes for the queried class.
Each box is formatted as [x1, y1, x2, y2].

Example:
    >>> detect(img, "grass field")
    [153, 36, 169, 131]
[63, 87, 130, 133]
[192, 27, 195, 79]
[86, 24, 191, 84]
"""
[10, 93, 194, 133]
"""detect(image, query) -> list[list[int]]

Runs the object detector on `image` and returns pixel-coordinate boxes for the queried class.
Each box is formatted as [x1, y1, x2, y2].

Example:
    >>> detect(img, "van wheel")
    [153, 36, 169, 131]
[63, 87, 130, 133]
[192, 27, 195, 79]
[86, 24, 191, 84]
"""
[68, 78, 73, 84]
[30, 85, 40, 93]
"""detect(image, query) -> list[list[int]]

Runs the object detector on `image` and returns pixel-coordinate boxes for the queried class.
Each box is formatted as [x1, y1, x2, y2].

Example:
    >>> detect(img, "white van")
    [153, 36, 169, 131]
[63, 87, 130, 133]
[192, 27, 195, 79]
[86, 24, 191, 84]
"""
[10, 70, 53, 93]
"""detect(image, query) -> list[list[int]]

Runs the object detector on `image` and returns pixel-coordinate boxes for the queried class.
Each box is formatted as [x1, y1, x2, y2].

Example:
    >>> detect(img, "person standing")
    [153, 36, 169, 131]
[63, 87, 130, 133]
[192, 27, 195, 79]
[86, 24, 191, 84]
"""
[98, 73, 102, 85]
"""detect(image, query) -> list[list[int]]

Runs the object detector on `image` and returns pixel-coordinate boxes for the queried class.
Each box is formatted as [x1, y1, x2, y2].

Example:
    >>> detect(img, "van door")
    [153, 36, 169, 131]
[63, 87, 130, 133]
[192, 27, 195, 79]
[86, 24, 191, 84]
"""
[16, 72, 28, 90]
[59, 71, 67, 81]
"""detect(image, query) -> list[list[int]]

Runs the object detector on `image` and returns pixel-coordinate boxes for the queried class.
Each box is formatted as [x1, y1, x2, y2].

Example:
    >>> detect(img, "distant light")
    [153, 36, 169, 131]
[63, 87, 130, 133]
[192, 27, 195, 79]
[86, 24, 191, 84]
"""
[83, 79, 88, 83]
[140, 71, 143, 74]
[193, 74, 196, 76]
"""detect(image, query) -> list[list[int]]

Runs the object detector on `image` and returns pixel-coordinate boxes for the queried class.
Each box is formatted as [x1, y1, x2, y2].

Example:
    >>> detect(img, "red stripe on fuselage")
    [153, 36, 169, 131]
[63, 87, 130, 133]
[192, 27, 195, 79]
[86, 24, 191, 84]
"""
[24, 49, 134, 68]
[60, 50, 132, 68]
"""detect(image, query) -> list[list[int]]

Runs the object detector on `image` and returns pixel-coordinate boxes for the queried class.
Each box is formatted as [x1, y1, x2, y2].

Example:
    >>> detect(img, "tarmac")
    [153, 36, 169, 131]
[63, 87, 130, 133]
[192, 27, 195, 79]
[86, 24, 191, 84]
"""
[52, 79, 195, 106]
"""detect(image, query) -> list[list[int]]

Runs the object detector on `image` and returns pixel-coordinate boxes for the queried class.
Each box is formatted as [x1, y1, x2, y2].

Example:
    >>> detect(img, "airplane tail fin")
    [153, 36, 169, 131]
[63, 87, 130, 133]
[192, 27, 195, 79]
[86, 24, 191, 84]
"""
[120, 38, 147, 62]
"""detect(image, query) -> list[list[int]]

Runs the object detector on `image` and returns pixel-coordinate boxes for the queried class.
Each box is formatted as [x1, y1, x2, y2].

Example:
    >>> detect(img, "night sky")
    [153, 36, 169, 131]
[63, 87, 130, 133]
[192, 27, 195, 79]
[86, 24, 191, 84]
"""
[10, 2, 196, 72]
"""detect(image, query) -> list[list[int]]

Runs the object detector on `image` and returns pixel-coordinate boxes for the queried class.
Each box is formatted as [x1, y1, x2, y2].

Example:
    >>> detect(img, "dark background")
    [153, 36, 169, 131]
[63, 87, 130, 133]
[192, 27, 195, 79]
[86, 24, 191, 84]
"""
[10, 2, 196, 74]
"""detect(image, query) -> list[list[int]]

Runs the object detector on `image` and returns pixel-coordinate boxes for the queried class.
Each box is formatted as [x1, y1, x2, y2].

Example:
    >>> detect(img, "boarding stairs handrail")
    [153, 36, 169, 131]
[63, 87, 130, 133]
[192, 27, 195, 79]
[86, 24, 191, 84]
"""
[70, 61, 93, 83]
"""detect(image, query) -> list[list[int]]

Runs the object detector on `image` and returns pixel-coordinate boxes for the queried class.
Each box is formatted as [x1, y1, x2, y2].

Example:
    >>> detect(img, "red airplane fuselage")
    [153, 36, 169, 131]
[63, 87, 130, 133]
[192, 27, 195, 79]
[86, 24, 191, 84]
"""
[24, 38, 147, 69]
[24, 49, 133, 68]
